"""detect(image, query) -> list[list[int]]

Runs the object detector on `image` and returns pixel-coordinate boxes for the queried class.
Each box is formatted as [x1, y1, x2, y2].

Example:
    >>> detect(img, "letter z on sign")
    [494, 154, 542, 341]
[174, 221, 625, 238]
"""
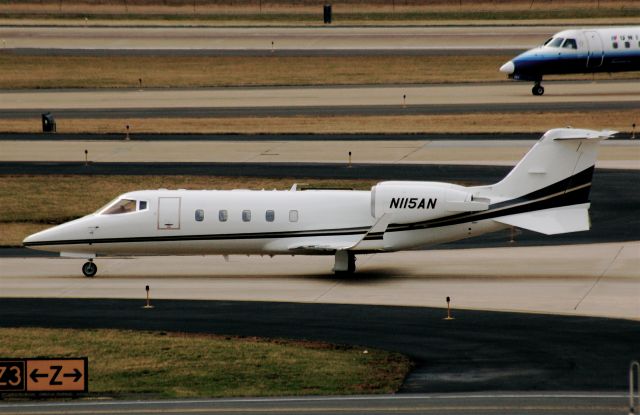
[26, 359, 88, 392]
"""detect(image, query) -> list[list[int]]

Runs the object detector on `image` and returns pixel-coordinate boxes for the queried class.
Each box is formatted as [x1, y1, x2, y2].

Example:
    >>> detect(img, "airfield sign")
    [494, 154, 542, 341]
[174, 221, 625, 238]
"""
[0, 358, 88, 394]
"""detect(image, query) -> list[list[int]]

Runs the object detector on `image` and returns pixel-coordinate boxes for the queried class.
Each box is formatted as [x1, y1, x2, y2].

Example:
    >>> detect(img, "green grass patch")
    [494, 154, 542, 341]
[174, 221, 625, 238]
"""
[0, 327, 411, 398]
[0, 53, 508, 89]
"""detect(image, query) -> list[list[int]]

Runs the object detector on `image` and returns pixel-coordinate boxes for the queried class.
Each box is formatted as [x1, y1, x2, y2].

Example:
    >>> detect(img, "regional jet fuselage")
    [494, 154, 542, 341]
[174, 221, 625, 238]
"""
[24, 128, 613, 277]
[500, 27, 640, 95]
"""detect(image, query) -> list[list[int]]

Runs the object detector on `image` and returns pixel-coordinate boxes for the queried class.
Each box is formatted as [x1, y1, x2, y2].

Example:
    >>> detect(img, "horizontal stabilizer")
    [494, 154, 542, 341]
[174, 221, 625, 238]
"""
[494, 203, 590, 235]
[552, 129, 616, 141]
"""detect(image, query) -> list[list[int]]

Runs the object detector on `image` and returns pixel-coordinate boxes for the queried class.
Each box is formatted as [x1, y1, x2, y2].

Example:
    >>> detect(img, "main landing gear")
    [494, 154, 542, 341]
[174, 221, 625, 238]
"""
[82, 260, 97, 277]
[334, 251, 356, 274]
[532, 82, 545, 96]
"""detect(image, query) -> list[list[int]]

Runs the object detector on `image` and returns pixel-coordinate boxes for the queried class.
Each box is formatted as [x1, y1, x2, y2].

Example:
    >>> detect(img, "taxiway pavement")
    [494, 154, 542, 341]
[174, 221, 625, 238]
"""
[0, 25, 558, 51]
[1, 139, 637, 169]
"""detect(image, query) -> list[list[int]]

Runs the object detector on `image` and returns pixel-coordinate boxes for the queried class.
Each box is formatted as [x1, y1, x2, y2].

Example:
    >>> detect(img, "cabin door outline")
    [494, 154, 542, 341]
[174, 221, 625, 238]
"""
[585, 31, 604, 68]
[158, 197, 181, 230]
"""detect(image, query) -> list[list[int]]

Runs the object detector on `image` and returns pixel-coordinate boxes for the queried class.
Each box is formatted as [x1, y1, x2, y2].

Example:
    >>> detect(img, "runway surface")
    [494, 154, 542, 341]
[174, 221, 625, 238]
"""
[0, 298, 638, 393]
[2, 81, 639, 118]
[0, 25, 557, 51]
[0, 393, 630, 415]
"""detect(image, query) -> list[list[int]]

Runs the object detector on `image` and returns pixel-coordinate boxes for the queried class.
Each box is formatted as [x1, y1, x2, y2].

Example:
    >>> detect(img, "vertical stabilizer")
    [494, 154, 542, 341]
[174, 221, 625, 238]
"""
[487, 128, 614, 200]
[479, 128, 614, 235]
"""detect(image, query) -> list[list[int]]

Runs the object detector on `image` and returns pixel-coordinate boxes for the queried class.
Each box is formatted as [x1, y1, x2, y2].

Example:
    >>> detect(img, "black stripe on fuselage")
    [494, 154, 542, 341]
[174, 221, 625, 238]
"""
[23, 226, 371, 247]
[23, 166, 595, 248]
[386, 166, 594, 233]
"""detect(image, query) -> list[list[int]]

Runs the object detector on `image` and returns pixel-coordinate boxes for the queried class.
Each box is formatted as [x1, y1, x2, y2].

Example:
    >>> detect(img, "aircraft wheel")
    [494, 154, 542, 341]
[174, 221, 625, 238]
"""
[82, 261, 97, 278]
[532, 85, 544, 96]
[347, 253, 356, 273]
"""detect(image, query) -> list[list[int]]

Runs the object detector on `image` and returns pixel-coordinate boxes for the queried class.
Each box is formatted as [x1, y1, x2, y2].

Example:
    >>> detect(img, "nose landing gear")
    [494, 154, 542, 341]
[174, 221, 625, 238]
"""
[82, 260, 97, 277]
[532, 82, 545, 96]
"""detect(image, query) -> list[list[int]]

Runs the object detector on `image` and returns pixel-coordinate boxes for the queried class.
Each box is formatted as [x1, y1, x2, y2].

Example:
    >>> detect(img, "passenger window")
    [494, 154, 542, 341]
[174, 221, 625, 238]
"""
[562, 39, 577, 49]
[103, 199, 137, 215]
[613, 42, 618, 49]
[195, 209, 204, 222]
[625, 41, 631, 48]
[289, 210, 298, 222]
[139, 201, 147, 210]
[265, 210, 275, 222]
[242, 210, 251, 222]
[218, 209, 228, 222]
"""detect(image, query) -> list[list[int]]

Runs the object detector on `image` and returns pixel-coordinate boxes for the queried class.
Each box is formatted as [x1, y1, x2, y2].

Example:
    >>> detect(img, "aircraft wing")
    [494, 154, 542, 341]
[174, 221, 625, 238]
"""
[288, 214, 391, 252]
[288, 242, 355, 252]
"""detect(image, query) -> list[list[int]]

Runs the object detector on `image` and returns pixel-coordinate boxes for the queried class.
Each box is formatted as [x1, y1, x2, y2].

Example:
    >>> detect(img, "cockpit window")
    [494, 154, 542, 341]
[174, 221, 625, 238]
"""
[548, 37, 564, 48]
[543, 37, 553, 46]
[103, 199, 137, 215]
[562, 38, 577, 49]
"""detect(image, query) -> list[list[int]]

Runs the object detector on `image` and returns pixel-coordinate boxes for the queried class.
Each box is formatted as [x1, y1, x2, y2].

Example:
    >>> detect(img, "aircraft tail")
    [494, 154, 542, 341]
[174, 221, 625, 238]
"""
[478, 128, 615, 235]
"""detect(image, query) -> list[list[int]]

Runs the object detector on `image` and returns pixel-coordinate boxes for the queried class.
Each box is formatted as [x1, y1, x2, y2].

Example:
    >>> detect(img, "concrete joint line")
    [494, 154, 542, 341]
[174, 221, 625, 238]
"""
[573, 245, 625, 310]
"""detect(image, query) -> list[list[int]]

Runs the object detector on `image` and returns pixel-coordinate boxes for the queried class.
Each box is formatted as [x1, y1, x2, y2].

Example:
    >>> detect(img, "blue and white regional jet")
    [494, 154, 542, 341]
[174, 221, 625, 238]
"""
[500, 26, 640, 95]
[23, 128, 613, 277]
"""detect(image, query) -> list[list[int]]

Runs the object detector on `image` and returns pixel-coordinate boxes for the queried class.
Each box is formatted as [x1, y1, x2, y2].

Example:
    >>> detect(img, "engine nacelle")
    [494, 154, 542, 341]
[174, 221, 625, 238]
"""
[371, 181, 488, 224]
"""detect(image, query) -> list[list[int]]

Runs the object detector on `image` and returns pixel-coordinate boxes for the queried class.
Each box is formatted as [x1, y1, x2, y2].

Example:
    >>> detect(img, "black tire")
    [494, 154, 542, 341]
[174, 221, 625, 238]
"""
[82, 261, 97, 277]
[532, 85, 544, 96]
[347, 252, 356, 273]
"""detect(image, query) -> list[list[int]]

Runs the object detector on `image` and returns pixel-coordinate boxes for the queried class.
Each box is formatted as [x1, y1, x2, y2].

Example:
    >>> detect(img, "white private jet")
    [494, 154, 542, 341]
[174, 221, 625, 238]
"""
[500, 26, 640, 95]
[24, 128, 613, 277]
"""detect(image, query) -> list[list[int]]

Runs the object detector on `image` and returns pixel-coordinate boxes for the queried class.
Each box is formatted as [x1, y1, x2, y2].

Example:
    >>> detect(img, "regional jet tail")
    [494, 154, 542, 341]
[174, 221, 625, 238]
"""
[24, 128, 613, 277]
[500, 26, 640, 95]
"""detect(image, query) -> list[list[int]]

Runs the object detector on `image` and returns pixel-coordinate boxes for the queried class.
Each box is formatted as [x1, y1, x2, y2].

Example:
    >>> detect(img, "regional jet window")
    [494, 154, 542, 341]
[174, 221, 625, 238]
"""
[562, 39, 577, 49]
[195, 209, 204, 222]
[218, 209, 228, 222]
[139, 201, 148, 210]
[613, 42, 618, 49]
[625, 41, 631, 48]
[265, 210, 275, 222]
[548, 37, 564, 48]
[289, 210, 298, 222]
[242, 210, 251, 222]
[103, 199, 137, 215]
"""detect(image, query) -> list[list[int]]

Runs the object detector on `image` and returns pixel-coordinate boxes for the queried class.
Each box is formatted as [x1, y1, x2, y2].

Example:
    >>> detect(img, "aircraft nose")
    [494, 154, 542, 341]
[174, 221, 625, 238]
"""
[499, 60, 515, 74]
[23, 225, 63, 248]
[23, 228, 49, 246]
